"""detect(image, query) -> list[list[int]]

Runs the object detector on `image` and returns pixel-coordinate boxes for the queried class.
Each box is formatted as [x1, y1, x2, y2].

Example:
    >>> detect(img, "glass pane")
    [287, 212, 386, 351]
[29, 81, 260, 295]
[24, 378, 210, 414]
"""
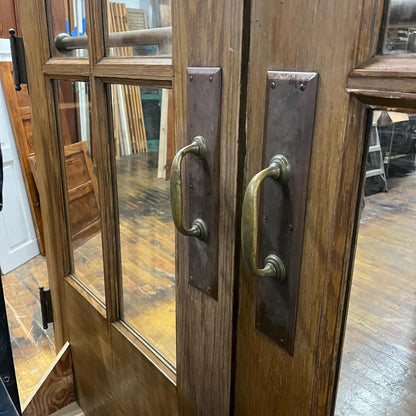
[47, 0, 88, 57]
[110, 84, 175, 366]
[383, 0, 416, 54]
[105, 1, 172, 57]
[55, 81, 105, 304]
[335, 110, 416, 414]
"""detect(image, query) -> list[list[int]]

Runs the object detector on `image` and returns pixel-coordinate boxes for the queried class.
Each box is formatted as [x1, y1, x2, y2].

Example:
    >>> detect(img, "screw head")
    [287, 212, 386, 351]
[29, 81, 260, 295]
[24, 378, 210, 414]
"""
[299, 83, 306, 91]
[189, 75, 193, 81]
[209, 75, 213, 82]
[271, 81, 276, 89]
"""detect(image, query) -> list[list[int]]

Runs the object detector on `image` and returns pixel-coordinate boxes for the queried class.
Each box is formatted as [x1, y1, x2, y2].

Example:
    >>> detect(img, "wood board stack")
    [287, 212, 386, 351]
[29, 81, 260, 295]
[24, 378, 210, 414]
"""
[108, 1, 147, 157]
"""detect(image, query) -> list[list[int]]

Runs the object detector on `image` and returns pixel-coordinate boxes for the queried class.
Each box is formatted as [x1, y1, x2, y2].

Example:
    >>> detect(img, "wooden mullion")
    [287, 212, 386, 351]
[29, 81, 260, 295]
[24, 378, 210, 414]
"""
[87, 0, 105, 64]
[86, 1, 121, 323]
[89, 76, 121, 323]
[94, 57, 173, 84]
[43, 59, 90, 80]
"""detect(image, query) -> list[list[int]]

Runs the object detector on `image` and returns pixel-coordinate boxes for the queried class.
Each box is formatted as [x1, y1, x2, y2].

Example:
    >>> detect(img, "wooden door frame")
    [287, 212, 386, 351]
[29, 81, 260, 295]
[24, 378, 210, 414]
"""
[235, 0, 416, 415]
[17, 0, 247, 414]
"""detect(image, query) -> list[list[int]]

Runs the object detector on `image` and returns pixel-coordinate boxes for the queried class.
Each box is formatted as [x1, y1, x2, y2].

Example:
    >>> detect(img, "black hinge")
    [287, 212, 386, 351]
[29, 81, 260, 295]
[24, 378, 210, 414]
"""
[39, 287, 53, 329]
[9, 28, 27, 91]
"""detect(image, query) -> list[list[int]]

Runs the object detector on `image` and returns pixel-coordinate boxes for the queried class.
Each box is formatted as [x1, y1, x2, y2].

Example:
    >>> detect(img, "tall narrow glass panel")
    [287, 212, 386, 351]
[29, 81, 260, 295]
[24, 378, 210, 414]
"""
[110, 84, 175, 366]
[55, 80, 105, 304]
[335, 110, 416, 415]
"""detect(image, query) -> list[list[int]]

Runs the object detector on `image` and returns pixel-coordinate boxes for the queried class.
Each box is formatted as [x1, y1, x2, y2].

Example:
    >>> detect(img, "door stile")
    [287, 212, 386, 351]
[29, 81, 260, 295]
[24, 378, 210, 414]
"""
[172, 0, 247, 413]
[310, 1, 392, 413]
[310, 97, 370, 415]
[16, 0, 70, 350]
[234, 0, 384, 414]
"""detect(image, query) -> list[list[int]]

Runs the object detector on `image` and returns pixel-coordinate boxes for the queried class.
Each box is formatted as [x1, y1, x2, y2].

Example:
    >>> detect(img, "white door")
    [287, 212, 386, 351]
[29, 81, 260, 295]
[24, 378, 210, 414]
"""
[0, 39, 38, 274]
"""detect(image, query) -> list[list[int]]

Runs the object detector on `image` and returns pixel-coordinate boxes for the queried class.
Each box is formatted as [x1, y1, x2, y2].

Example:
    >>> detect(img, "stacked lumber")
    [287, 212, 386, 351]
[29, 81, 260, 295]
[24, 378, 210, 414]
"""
[108, 1, 147, 156]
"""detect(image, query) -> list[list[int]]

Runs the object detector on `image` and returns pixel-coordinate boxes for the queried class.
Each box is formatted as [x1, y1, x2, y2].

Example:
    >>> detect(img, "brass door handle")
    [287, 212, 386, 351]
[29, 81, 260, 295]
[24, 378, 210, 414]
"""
[170, 135, 208, 241]
[241, 155, 291, 280]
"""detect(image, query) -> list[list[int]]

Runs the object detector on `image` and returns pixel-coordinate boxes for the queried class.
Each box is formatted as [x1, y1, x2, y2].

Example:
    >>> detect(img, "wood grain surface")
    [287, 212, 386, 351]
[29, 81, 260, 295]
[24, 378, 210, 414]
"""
[234, 0, 390, 415]
[22, 342, 75, 416]
[17, 0, 70, 350]
[172, 0, 247, 413]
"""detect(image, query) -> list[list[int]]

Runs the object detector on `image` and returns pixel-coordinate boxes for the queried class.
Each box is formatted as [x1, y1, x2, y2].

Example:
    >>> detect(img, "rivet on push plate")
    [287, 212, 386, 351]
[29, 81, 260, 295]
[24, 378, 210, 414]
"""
[299, 83, 306, 91]
[209, 75, 213, 82]
[189, 75, 193, 81]
[271, 81, 276, 89]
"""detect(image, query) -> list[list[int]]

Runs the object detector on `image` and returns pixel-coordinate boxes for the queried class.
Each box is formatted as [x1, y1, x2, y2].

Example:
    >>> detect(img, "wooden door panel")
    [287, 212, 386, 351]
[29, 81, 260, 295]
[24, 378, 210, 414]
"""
[235, 0, 385, 415]
[0, 62, 44, 255]
[65, 280, 178, 415]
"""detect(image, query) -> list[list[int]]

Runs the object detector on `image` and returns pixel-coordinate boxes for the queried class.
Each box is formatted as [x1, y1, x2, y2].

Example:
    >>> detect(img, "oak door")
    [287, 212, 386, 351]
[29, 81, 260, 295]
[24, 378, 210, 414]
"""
[235, 0, 416, 415]
[17, 0, 245, 415]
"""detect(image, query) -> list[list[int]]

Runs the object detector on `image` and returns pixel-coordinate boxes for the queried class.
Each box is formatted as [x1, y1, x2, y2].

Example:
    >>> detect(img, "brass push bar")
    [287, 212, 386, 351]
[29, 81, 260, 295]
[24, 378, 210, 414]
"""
[55, 27, 172, 53]
[241, 154, 290, 281]
[170, 136, 208, 242]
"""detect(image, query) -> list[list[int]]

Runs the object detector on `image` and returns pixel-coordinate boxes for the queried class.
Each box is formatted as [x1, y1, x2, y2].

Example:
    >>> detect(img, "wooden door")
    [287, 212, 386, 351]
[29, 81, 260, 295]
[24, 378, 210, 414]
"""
[235, 0, 416, 415]
[16, 0, 245, 415]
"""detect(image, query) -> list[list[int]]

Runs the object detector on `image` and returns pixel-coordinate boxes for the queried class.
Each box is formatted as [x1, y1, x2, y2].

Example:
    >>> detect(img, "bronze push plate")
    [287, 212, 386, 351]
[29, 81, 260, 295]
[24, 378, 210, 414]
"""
[186, 67, 221, 299]
[256, 71, 318, 355]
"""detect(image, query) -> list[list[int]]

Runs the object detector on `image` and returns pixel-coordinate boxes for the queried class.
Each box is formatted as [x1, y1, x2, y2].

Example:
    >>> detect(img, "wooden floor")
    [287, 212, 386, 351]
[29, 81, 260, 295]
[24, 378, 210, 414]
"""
[1, 256, 55, 405]
[335, 171, 416, 415]
[3, 152, 416, 412]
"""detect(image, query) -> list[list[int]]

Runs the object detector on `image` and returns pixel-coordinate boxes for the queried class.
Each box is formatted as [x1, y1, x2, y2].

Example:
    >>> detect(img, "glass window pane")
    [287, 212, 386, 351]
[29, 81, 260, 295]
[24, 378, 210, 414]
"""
[47, 0, 88, 57]
[110, 84, 175, 366]
[335, 110, 416, 414]
[383, 0, 416, 54]
[106, 1, 172, 57]
[55, 81, 105, 304]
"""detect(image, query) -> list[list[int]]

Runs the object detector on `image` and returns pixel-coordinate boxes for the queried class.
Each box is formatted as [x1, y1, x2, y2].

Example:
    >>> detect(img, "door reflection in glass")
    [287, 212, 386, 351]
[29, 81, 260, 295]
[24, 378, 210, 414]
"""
[335, 110, 416, 415]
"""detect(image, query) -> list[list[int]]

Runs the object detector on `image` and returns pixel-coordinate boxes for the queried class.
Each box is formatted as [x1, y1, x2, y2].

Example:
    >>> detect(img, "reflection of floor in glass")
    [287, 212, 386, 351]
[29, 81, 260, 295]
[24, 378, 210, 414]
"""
[335, 171, 416, 416]
[69, 149, 175, 364]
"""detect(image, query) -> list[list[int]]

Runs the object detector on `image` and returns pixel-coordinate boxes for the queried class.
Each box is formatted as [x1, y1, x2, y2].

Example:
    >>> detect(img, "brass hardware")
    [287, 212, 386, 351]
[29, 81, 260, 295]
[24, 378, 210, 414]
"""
[241, 155, 290, 280]
[170, 135, 208, 241]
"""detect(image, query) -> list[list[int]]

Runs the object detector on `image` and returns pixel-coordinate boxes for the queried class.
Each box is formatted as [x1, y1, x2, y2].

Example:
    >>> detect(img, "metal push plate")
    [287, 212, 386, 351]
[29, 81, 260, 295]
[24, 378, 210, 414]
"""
[256, 71, 318, 355]
[186, 67, 221, 299]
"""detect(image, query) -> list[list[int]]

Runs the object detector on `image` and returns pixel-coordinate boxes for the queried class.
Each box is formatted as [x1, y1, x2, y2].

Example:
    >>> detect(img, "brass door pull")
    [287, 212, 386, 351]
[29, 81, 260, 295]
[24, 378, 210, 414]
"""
[241, 155, 291, 280]
[170, 135, 208, 241]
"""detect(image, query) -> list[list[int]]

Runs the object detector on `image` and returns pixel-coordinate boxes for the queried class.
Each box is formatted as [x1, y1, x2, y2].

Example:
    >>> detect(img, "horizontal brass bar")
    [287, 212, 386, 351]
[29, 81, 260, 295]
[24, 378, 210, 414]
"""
[55, 27, 172, 52]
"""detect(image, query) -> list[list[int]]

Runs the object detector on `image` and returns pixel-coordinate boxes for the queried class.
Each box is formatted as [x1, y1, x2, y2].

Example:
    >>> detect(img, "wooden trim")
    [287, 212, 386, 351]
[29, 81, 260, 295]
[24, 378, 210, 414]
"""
[43, 59, 90, 80]
[22, 342, 75, 416]
[310, 98, 370, 415]
[352, 55, 416, 78]
[65, 276, 107, 319]
[111, 321, 176, 384]
[94, 57, 173, 84]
